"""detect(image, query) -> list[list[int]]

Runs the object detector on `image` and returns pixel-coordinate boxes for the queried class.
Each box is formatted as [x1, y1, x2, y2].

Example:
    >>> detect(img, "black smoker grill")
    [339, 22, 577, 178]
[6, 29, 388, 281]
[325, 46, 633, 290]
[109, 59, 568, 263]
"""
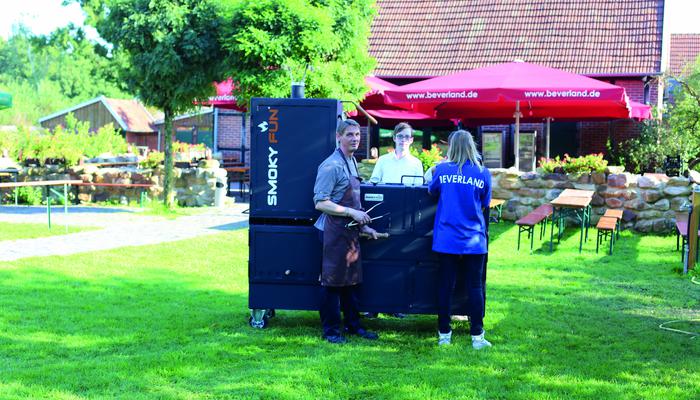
[248, 98, 472, 328]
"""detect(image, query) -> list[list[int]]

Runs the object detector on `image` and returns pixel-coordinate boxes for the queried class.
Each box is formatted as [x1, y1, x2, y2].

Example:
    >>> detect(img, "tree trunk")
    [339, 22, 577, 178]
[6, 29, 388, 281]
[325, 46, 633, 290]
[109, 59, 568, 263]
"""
[163, 107, 175, 208]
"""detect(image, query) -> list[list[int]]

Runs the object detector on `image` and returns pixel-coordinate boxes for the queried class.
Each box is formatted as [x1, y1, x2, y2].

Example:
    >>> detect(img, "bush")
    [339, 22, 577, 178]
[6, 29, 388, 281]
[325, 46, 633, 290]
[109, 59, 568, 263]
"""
[410, 144, 445, 172]
[539, 153, 608, 174]
[2, 113, 129, 167]
[609, 107, 700, 174]
[16, 186, 43, 205]
[140, 151, 164, 169]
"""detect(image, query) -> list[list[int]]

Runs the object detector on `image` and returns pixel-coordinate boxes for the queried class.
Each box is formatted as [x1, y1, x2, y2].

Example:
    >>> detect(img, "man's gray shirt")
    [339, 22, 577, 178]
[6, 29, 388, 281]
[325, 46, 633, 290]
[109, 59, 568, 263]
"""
[313, 150, 359, 231]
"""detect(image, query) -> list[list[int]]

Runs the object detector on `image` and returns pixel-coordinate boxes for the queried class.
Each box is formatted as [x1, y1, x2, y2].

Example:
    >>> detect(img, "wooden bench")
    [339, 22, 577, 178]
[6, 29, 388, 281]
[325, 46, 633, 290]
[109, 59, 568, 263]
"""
[515, 212, 546, 252]
[596, 216, 618, 254]
[532, 203, 554, 240]
[603, 209, 623, 240]
[673, 212, 700, 262]
[676, 212, 689, 252]
[515, 204, 555, 252]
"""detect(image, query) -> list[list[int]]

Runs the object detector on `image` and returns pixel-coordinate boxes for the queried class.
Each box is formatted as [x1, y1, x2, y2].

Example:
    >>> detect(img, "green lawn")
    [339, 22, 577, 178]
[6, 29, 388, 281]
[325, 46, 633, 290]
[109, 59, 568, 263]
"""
[0, 222, 97, 241]
[0, 224, 698, 399]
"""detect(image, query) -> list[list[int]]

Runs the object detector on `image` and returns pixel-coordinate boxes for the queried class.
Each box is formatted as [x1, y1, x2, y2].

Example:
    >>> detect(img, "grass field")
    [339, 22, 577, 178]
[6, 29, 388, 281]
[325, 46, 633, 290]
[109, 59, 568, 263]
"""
[0, 223, 698, 399]
[0, 222, 97, 241]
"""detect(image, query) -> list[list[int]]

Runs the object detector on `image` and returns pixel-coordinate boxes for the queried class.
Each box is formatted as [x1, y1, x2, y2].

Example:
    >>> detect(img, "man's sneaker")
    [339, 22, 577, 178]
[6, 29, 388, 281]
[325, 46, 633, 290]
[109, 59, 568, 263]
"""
[438, 330, 452, 346]
[347, 328, 379, 340]
[362, 312, 378, 319]
[390, 313, 407, 319]
[471, 331, 492, 350]
[323, 334, 347, 344]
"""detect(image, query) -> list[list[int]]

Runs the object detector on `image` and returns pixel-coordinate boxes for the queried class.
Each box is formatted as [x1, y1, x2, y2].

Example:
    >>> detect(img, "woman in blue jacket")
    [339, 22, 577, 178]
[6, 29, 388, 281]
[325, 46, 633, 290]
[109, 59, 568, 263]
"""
[428, 130, 492, 349]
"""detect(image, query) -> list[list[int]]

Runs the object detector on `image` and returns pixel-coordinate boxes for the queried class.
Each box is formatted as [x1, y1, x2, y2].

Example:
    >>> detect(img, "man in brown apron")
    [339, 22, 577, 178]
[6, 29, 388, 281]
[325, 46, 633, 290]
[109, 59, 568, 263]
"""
[313, 119, 380, 344]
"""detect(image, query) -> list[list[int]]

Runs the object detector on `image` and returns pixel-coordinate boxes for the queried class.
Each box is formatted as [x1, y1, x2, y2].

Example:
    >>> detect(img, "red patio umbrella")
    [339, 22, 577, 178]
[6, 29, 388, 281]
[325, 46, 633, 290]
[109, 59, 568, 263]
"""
[352, 76, 457, 128]
[197, 78, 246, 111]
[384, 61, 646, 169]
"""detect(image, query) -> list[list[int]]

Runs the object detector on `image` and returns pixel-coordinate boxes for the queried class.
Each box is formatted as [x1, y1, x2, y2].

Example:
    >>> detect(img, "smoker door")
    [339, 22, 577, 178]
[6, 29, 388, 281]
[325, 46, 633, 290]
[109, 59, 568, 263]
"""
[249, 98, 341, 220]
[248, 224, 321, 310]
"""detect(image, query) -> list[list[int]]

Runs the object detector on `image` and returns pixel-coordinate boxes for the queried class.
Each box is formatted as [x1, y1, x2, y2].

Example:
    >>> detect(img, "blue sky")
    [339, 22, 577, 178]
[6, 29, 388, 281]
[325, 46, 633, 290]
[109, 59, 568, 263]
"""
[1, 0, 699, 40]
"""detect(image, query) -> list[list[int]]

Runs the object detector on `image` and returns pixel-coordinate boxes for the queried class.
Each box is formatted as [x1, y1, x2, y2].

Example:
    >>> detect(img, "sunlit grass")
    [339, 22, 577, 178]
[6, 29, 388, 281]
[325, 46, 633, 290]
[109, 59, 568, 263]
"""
[0, 224, 698, 399]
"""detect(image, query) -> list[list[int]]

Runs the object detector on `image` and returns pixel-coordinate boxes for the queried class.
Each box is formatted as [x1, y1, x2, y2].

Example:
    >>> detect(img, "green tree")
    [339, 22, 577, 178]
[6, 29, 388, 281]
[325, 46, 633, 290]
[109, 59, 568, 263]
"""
[80, 0, 227, 207]
[0, 23, 127, 126]
[609, 58, 700, 173]
[221, 0, 376, 107]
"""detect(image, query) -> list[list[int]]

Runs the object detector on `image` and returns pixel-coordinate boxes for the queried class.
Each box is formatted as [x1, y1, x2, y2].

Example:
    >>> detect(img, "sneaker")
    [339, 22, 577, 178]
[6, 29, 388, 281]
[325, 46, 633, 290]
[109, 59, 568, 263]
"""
[347, 327, 379, 340]
[438, 330, 452, 346]
[323, 334, 347, 344]
[362, 312, 378, 319]
[390, 313, 407, 319]
[471, 331, 492, 350]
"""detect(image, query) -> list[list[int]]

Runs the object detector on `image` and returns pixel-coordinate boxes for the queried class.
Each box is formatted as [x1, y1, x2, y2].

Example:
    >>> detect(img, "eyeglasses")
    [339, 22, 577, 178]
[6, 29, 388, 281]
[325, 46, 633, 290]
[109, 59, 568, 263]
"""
[395, 134, 413, 140]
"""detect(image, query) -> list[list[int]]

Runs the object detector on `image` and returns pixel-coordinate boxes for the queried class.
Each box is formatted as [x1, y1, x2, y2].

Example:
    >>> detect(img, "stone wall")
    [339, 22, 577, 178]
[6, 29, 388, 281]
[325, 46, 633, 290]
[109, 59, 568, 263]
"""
[493, 169, 694, 233]
[3, 163, 227, 207]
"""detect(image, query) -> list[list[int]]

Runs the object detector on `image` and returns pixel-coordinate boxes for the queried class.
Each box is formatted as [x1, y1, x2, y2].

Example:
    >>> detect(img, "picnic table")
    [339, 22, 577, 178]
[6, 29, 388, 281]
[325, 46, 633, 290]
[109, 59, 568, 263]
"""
[558, 188, 595, 198]
[549, 189, 593, 252]
[0, 168, 20, 205]
[0, 179, 82, 228]
[489, 198, 506, 223]
[225, 166, 250, 197]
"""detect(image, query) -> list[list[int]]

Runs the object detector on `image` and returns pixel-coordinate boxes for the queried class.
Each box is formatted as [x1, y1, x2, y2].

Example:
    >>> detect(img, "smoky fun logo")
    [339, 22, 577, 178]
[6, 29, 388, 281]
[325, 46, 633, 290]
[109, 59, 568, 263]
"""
[265, 109, 279, 206]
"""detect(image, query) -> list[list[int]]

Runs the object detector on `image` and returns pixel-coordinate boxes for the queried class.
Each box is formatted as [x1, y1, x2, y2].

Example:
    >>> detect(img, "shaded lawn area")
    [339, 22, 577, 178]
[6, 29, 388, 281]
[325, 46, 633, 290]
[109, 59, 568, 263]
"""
[0, 222, 97, 241]
[0, 223, 698, 399]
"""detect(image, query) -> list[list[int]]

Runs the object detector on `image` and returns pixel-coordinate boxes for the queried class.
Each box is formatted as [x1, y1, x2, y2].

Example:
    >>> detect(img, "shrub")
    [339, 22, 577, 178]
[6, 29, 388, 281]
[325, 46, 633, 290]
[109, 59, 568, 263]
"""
[6, 113, 129, 167]
[140, 151, 164, 169]
[16, 186, 43, 205]
[410, 144, 445, 172]
[539, 153, 608, 174]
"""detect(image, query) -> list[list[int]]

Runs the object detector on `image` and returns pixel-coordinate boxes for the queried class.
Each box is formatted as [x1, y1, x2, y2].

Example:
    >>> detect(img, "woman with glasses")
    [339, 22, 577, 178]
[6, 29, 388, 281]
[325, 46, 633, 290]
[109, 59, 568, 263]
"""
[428, 129, 492, 350]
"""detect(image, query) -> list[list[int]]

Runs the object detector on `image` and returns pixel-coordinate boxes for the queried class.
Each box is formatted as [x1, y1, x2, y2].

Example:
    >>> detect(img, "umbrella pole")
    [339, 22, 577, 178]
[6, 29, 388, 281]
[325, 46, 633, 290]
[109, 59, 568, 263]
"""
[546, 117, 551, 160]
[514, 101, 521, 171]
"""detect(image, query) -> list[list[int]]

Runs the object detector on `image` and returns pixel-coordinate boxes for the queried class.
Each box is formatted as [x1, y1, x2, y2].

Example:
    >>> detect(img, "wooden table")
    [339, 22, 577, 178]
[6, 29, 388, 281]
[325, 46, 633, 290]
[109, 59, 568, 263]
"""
[489, 198, 506, 223]
[225, 166, 250, 197]
[558, 189, 594, 198]
[0, 180, 82, 228]
[549, 194, 593, 253]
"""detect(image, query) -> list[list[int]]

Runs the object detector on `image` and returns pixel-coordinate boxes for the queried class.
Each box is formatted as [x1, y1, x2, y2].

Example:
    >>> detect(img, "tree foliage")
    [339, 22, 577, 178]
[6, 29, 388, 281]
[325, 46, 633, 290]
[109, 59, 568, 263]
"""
[221, 0, 376, 107]
[609, 58, 700, 173]
[0, 24, 126, 125]
[80, 0, 228, 206]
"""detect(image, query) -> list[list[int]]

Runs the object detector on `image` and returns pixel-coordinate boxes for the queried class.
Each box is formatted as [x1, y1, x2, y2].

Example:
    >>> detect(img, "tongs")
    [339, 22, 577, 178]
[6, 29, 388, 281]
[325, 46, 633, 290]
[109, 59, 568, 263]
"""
[345, 202, 389, 228]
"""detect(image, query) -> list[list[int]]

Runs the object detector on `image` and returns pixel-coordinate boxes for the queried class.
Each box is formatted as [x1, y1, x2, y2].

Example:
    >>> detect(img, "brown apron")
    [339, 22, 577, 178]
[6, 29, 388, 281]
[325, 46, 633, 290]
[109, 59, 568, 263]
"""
[321, 150, 363, 287]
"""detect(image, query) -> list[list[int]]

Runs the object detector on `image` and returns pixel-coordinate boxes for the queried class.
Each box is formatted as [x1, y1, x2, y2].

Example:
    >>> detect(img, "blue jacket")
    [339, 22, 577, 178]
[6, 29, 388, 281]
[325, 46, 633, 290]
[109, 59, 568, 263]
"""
[428, 161, 491, 254]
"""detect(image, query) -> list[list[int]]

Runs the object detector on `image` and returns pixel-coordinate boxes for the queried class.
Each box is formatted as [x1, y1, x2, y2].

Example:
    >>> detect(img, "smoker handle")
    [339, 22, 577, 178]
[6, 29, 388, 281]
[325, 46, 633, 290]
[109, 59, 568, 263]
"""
[400, 175, 426, 185]
[341, 100, 378, 125]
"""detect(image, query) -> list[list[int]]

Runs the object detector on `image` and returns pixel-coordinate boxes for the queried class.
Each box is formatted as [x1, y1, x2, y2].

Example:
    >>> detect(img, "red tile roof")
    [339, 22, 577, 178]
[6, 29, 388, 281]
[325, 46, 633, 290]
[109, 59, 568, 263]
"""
[103, 98, 156, 133]
[669, 34, 700, 76]
[369, 0, 664, 77]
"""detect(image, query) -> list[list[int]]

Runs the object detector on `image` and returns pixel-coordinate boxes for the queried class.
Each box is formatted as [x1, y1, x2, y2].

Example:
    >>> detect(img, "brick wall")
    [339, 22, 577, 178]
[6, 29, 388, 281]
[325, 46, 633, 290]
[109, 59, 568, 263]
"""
[579, 119, 642, 156]
[578, 78, 652, 157]
[615, 79, 645, 103]
[216, 110, 250, 165]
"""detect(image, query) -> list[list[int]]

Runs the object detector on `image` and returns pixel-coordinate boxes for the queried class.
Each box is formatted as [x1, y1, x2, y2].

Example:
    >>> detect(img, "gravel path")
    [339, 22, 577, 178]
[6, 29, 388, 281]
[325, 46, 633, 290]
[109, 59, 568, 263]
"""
[0, 204, 250, 261]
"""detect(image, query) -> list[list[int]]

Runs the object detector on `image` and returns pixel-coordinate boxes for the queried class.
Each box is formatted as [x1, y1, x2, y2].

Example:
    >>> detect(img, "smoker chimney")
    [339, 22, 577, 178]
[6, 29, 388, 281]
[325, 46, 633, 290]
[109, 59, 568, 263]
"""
[291, 82, 305, 98]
